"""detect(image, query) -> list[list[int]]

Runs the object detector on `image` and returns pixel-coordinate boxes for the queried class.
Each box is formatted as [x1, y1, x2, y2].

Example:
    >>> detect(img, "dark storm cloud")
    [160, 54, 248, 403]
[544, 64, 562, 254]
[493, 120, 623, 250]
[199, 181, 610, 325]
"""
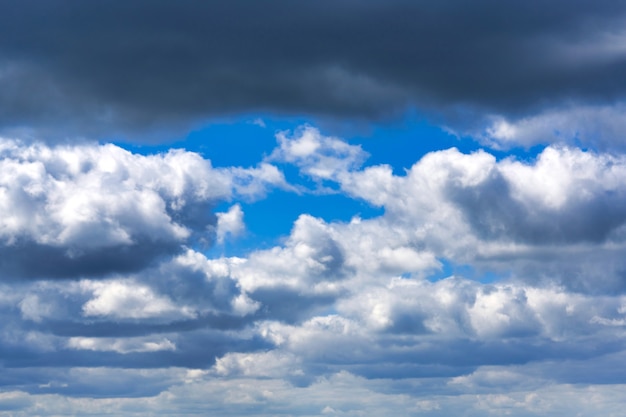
[2, 0, 626, 139]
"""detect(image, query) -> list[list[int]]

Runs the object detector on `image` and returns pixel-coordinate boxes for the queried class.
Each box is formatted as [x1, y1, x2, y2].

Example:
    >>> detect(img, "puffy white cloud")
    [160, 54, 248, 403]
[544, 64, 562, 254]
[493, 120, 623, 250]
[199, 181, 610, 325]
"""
[499, 146, 626, 212]
[0, 138, 286, 279]
[227, 213, 439, 302]
[228, 162, 292, 198]
[80, 280, 195, 320]
[212, 351, 302, 379]
[332, 143, 626, 290]
[0, 139, 228, 248]
[269, 125, 367, 181]
[215, 204, 245, 244]
[11, 248, 259, 325]
[148, 249, 258, 318]
[233, 214, 351, 293]
[341, 143, 626, 242]
[467, 285, 541, 338]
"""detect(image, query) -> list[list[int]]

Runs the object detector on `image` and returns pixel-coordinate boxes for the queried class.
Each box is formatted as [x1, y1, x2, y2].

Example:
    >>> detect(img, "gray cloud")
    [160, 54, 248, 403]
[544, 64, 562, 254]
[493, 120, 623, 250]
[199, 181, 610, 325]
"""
[2, 0, 626, 140]
[0, 239, 179, 280]
[448, 166, 626, 245]
[474, 104, 626, 150]
[250, 288, 339, 324]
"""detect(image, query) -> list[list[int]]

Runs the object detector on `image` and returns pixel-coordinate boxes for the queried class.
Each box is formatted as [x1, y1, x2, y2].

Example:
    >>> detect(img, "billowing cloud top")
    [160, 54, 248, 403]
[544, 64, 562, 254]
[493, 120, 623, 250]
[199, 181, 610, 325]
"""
[0, 138, 285, 279]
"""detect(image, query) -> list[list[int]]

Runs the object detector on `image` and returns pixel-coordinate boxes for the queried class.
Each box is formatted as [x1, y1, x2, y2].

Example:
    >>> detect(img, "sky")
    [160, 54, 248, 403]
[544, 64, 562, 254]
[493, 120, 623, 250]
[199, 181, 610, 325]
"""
[1, 1, 626, 416]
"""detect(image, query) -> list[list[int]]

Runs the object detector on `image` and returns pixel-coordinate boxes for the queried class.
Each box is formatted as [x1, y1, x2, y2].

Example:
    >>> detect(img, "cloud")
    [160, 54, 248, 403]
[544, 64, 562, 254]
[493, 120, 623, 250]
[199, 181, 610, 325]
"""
[330, 146, 626, 290]
[6, 2, 626, 413]
[215, 204, 245, 244]
[2, 123, 626, 413]
[232, 214, 352, 294]
[67, 336, 176, 354]
[472, 103, 626, 150]
[4, 372, 626, 416]
[0, 391, 32, 412]
[2, 1, 626, 140]
[80, 280, 194, 321]
[0, 138, 284, 279]
[11, 248, 261, 330]
[212, 351, 302, 379]
[269, 126, 368, 182]
[275, 127, 626, 246]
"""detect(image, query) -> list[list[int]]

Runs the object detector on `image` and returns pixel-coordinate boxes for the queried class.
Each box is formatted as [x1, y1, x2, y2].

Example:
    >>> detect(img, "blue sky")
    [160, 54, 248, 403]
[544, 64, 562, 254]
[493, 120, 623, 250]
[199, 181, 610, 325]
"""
[2, 1, 626, 416]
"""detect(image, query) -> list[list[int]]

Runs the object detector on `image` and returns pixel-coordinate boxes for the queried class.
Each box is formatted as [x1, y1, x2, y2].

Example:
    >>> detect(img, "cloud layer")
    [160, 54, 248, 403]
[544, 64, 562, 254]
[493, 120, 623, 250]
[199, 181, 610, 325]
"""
[1, 126, 626, 415]
[3, 1, 626, 140]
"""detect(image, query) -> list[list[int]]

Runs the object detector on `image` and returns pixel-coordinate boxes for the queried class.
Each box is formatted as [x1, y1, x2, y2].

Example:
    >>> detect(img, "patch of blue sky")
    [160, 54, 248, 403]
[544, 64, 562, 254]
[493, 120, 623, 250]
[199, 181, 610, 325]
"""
[426, 259, 508, 283]
[497, 143, 547, 163]
[112, 113, 285, 166]
[116, 111, 547, 172]
[209, 188, 384, 257]
[317, 113, 547, 171]
[353, 116, 480, 174]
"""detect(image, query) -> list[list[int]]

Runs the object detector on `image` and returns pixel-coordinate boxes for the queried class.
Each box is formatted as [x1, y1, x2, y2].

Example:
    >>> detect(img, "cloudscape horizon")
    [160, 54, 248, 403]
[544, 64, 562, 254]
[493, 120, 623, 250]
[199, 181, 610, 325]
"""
[2, 1, 626, 416]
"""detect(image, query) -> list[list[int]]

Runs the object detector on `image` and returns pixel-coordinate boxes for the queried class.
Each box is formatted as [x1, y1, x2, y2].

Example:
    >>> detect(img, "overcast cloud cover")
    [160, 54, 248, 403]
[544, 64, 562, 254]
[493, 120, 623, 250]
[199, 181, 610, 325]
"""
[2, 1, 626, 416]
